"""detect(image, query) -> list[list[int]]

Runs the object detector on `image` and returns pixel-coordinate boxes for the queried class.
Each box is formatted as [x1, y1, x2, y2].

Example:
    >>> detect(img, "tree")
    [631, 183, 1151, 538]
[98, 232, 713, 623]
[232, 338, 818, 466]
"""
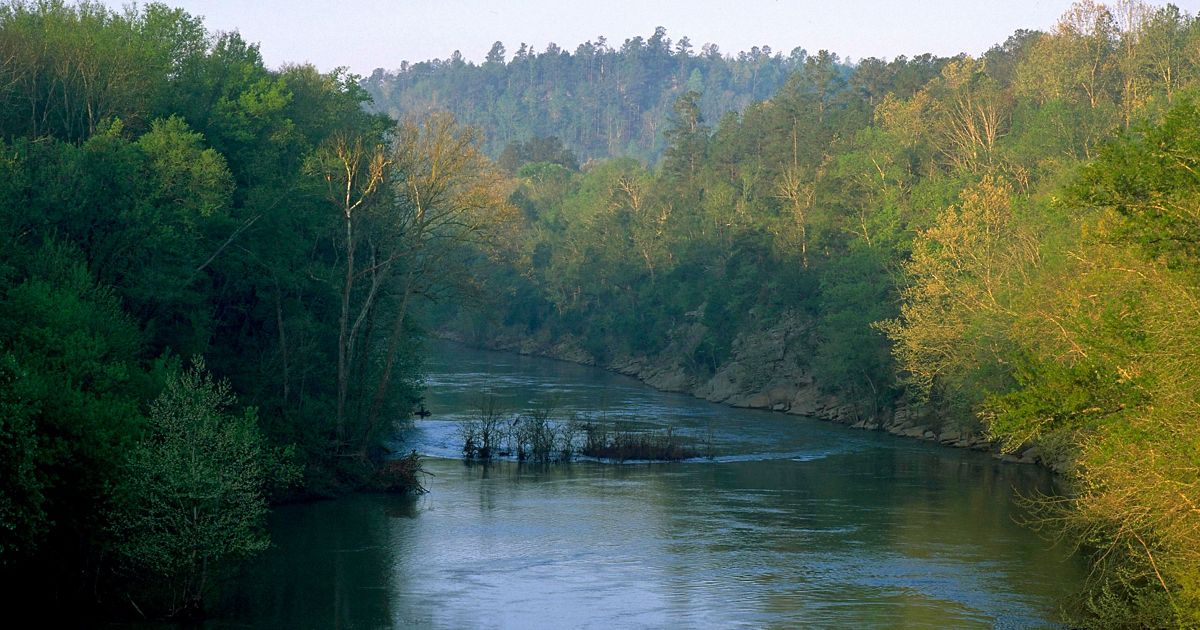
[877, 177, 1037, 419]
[1112, 0, 1152, 127]
[309, 135, 389, 448]
[1071, 95, 1200, 267]
[359, 114, 515, 451]
[812, 247, 896, 417]
[497, 135, 579, 173]
[773, 164, 817, 268]
[931, 58, 1010, 173]
[361, 28, 807, 162]
[0, 1, 439, 617]
[485, 41, 506, 65]
[0, 240, 146, 571]
[944, 96, 1200, 627]
[662, 90, 707, 182]
[980, 219, 1200, 628]
[0, 352, 45, 562]
[1058, 0, 1119, 110]
[1010, 1, 1129, 160]
[111, 358, 294, 618]
[1137, 4, 1189, 103]
[0, 1, 172, 140]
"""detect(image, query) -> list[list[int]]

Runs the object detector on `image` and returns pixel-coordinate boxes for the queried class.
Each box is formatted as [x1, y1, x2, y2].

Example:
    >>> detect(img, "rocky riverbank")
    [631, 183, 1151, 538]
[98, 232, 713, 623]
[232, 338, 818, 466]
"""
[440, 311, 1053, 470]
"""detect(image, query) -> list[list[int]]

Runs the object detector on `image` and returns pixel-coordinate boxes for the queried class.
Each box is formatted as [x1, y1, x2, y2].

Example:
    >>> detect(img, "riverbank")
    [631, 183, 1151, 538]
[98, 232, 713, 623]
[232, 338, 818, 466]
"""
[438, 315, 1053, 470]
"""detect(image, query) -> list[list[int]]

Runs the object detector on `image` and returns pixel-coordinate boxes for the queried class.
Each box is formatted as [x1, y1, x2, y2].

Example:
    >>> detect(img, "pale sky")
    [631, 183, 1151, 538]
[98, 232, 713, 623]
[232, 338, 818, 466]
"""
[111, 0, 1200, 75]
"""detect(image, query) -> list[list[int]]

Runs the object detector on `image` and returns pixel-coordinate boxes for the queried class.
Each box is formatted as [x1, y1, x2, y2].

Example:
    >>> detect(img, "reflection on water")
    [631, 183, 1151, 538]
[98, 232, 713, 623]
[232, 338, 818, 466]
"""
[212, 341, 1084, 629]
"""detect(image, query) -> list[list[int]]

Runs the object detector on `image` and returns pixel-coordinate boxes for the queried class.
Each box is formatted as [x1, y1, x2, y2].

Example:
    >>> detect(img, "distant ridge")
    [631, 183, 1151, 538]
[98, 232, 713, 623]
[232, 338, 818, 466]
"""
[362, 27, 814, 162]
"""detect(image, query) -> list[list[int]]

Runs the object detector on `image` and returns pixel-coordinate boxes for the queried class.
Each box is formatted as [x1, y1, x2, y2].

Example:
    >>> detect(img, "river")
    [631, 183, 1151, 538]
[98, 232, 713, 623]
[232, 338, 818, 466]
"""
[212, 341, 1085, 628]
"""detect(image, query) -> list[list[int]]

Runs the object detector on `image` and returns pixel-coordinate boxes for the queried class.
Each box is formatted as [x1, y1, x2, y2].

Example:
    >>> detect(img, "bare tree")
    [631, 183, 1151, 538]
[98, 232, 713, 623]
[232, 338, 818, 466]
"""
[311, 135, 389, 449]
[356, 114, 515, 454]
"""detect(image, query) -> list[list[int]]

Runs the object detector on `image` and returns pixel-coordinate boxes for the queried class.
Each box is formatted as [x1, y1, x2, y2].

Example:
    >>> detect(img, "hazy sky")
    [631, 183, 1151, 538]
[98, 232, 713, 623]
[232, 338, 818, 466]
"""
[111, 0, 1200, 74]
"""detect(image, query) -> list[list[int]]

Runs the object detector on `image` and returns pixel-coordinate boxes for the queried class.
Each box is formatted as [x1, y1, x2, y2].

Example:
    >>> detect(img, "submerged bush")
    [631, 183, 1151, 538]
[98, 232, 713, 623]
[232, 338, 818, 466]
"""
[371, 451, 427, 494]
[580, 423, 699, 462]
[458, 396, 702, 464]
[460, 397, 506, 459]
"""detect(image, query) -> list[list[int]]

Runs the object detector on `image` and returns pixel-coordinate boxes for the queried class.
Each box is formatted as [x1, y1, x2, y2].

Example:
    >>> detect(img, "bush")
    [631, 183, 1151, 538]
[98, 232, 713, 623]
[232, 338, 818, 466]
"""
[110, 359, 297, 619]
[371, 451, 427, 494]
[580, 422, 699, 462]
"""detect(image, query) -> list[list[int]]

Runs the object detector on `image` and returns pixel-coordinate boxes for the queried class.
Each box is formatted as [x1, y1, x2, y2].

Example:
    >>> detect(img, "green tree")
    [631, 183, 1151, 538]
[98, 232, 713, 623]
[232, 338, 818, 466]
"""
[876, 177, 1038, 423]
[1072, 95, 1200, 266]
[0, 352, 44, 561]
[111, 358, 294, 617]
[0, 240, 148, 600]
[662, 90, 708, 182]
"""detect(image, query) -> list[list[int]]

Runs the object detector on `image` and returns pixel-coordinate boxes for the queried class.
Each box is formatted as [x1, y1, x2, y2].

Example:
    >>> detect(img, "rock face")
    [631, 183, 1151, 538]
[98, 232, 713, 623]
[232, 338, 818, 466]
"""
[445, 310, 1047, 467]
[694, 313, 804, 408]
[588, 310, 871, 428]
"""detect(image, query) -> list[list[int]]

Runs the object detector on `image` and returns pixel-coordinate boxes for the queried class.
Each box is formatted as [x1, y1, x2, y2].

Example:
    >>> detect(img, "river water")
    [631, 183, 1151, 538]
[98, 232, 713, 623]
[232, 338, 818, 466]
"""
[214, 341, 1084, 629]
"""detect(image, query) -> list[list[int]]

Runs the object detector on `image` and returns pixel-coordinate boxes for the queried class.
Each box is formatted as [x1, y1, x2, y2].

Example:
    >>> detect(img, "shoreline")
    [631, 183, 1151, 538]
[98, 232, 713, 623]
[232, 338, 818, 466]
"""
[432, 329, 1054, 471]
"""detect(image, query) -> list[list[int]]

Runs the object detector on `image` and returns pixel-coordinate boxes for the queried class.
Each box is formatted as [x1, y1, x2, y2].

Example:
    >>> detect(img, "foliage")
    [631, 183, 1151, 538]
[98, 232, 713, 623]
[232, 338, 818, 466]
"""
[111, 359, 297, 617]
[0, 241, 147, 567]
[0, 1, 501, 619]
[363, 28, 810, 162]
[498, 135, 579, 173]
[1072, 94, 1200, 267]
[874, 18, 1200, 621]
[878, 176, 1039, 411]
[0, 353, 44, 561]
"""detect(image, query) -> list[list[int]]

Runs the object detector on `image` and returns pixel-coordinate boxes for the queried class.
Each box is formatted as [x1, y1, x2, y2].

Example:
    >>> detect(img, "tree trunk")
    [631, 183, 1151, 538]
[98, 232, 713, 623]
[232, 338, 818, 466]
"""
[360, 271, 417, 455]
[275, 284, 290, 407]
[335, 209, 354, 448]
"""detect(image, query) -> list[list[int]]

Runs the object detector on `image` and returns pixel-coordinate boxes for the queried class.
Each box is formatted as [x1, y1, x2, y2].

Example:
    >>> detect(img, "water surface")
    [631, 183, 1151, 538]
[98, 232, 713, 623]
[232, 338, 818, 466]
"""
[215, 341, 1084, 628]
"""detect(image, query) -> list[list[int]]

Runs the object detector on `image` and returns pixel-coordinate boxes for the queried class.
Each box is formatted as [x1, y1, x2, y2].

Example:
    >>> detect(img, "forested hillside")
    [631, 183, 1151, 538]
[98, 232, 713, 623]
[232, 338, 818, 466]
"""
[362, 28, 840, 162]
[436, 2, 1200, 625]
[0, 1, 509, 619]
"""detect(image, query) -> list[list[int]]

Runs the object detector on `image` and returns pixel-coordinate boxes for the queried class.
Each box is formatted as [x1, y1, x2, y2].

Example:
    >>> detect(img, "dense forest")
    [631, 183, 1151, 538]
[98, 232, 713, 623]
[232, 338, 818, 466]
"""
[4, 0, 1200, 626]
[410, 2, 1200, 626]
[0, 0, 510, 619]
[362, 29, 832, 162]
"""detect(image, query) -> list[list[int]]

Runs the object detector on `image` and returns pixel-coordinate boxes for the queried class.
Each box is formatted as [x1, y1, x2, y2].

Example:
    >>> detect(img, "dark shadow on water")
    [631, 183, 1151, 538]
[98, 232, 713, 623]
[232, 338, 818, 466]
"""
[206, 494, 425, 629]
